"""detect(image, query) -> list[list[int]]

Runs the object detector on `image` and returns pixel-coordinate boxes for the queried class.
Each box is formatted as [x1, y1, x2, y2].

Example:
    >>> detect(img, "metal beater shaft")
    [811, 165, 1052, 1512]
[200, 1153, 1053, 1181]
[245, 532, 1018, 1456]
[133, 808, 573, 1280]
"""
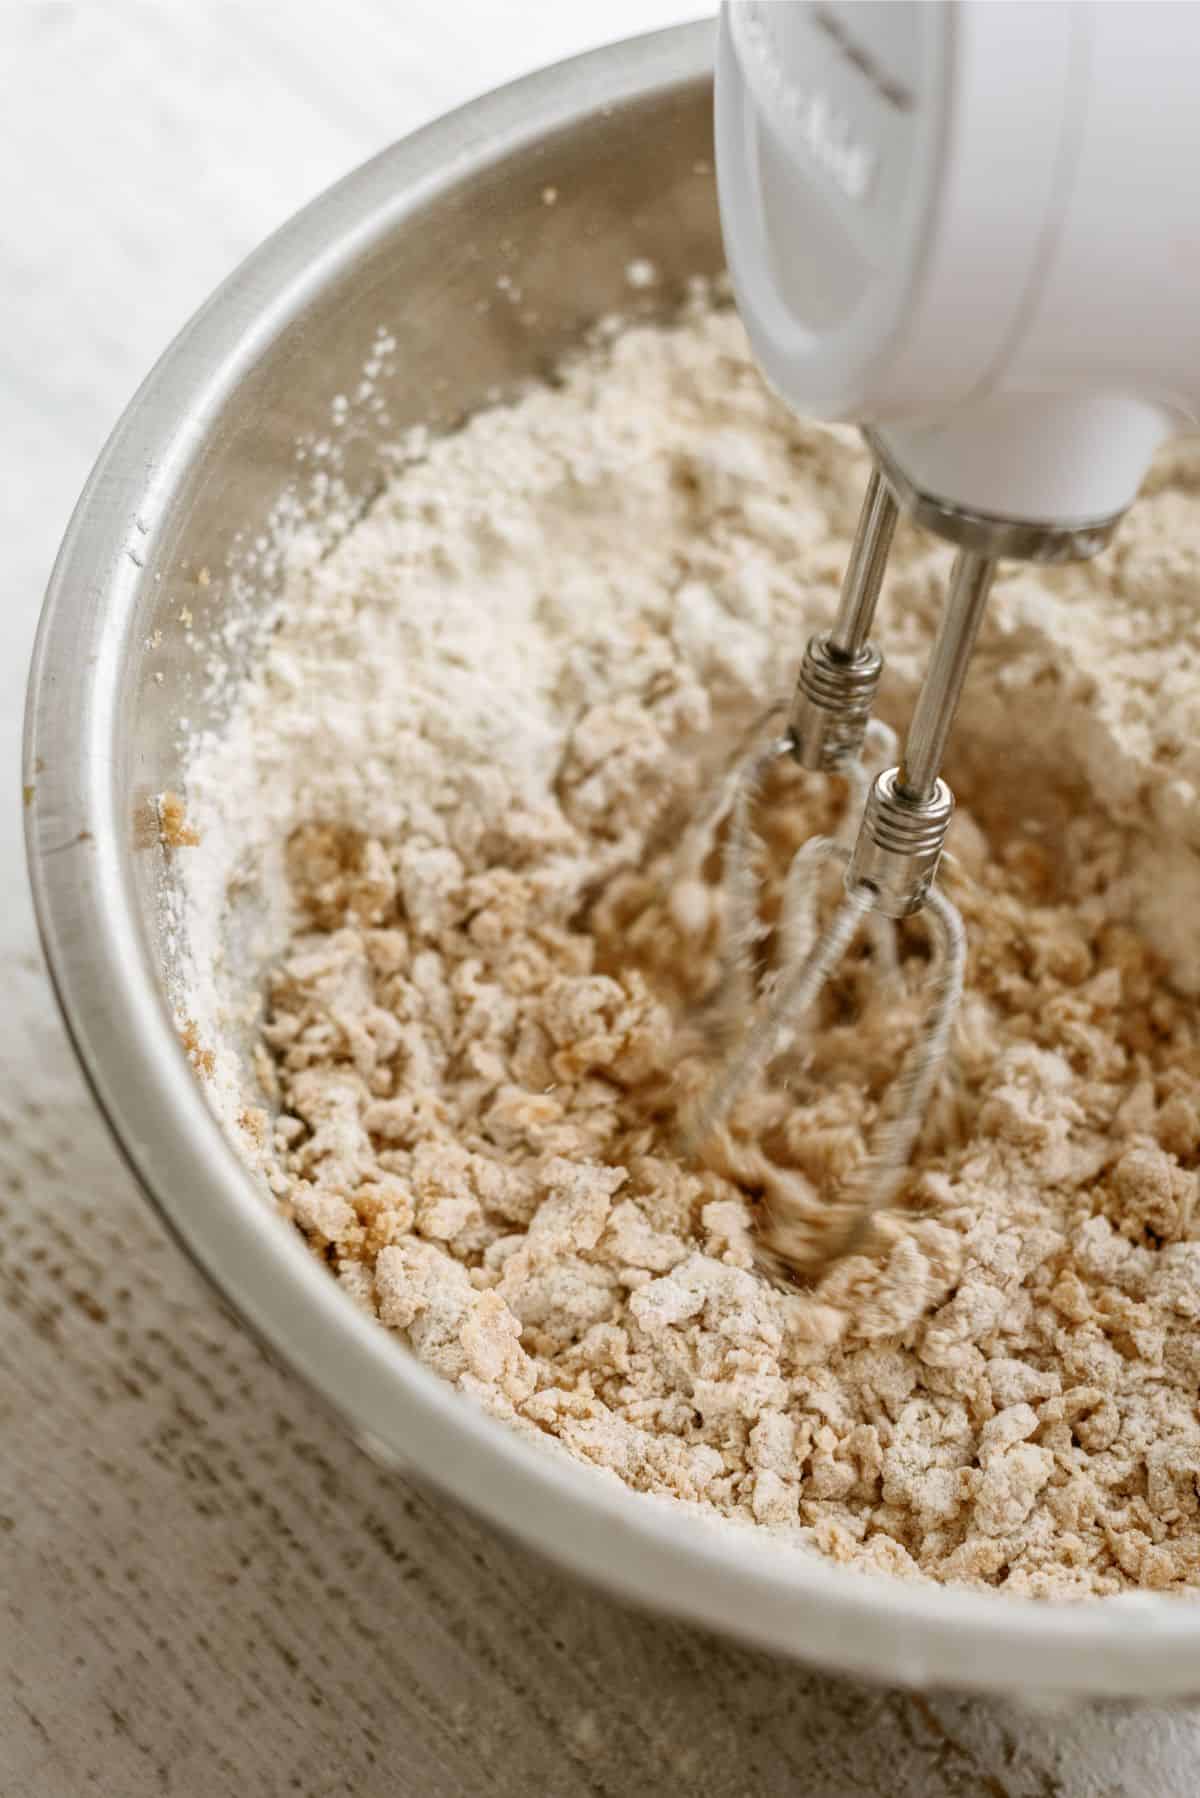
[900, 550, 995, 802]
[830, 467, 899, 658]
[847, 549, 996, 917]
[789, 468, 898, 772]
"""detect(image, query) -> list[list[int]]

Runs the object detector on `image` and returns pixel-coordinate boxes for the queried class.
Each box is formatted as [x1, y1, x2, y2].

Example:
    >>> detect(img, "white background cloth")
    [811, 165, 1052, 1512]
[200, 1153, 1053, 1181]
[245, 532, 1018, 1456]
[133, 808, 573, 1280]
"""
[2, 4, 1196, 1792]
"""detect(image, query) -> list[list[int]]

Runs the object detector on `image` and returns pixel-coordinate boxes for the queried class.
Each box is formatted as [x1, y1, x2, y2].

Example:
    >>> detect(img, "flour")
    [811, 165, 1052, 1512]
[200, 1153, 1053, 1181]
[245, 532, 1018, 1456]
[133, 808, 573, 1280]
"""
[182, 302, 1200, 1597]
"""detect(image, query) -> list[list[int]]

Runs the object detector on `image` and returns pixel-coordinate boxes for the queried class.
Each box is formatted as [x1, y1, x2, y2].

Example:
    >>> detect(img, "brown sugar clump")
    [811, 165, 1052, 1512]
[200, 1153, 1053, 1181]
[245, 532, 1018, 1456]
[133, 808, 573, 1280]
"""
[158, 790, 200, 848]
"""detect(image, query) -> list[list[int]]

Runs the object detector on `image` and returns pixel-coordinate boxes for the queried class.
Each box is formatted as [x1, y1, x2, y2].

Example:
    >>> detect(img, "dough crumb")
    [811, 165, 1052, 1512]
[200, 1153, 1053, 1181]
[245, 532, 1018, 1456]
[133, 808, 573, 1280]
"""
[179, 1017, 215, 1077]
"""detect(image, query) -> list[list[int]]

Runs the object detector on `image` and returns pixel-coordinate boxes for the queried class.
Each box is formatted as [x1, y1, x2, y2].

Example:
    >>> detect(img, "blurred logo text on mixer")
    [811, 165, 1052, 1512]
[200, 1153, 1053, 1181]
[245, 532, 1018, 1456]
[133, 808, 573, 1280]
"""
[739, 3, 878, 203]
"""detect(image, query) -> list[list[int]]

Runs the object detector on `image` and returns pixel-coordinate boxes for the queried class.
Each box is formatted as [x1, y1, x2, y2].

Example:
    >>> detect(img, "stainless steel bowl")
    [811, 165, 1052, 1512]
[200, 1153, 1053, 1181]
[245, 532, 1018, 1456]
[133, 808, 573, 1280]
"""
[24, 23, 1200, 1699]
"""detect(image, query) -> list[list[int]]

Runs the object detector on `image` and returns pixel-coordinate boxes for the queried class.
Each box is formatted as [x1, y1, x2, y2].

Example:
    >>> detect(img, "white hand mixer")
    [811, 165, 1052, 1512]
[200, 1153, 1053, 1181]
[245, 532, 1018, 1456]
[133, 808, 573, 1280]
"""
[687, 0, 1200, 1283]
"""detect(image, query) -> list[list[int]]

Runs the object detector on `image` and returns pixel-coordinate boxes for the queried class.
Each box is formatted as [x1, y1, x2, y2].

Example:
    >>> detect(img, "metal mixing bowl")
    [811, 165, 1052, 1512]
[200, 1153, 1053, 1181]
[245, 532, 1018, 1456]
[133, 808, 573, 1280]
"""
[24, 22, 1200, 1699]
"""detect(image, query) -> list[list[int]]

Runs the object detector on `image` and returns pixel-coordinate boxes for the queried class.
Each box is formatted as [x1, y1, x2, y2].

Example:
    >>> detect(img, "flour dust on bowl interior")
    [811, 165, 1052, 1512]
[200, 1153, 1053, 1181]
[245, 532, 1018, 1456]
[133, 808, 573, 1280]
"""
[23, 23, 1200, 1700]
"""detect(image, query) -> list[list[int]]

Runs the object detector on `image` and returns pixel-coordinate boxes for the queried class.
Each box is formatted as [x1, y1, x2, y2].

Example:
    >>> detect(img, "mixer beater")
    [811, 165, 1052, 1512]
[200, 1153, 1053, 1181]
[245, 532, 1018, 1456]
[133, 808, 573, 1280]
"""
[683, 461, 973, 1283]
[684, 457, 1111, 1284]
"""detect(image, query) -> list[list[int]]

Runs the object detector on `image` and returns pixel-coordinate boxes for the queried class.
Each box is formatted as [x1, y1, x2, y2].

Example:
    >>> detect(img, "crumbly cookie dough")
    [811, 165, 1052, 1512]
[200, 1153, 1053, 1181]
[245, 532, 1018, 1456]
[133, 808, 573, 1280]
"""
[189, 303, 1200, 1596]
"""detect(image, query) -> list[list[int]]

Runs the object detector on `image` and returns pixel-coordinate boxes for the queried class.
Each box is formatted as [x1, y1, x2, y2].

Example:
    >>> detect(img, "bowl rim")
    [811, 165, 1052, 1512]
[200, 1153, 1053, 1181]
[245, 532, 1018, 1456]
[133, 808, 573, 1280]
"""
[23, 19, 1200, 1698]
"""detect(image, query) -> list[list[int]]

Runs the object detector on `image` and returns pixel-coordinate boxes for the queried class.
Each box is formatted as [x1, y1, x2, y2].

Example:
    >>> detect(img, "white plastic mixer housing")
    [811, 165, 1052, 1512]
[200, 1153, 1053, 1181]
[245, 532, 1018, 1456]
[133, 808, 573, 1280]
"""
[716, 0, 1200, 532]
